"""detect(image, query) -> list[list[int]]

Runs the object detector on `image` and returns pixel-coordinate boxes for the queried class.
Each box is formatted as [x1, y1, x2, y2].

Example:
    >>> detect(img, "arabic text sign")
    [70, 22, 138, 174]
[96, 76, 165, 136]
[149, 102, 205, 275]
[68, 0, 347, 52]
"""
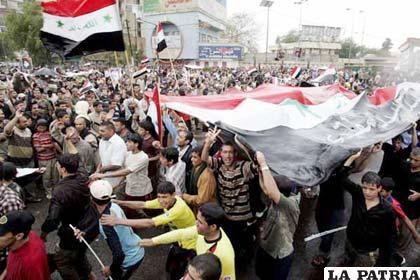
[144, 0, 196, 13]
[199, 45, 243, 59]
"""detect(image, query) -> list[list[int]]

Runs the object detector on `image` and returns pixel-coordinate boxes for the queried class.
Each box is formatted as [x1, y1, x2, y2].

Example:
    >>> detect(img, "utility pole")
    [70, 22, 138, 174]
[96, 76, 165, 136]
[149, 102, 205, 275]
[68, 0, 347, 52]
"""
[126, 19, 134, 65]
[260, 0, 274, 65]
[294, 0, 308, 63]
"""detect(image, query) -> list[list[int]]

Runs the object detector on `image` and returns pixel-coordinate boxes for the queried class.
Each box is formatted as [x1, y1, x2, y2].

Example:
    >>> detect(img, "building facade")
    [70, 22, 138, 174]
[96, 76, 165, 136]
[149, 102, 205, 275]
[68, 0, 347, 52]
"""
[0, 0, 24, 32]
[398, 37, 420, 72]
[267, 25, 342, 67]
[142, 0, 243, 67]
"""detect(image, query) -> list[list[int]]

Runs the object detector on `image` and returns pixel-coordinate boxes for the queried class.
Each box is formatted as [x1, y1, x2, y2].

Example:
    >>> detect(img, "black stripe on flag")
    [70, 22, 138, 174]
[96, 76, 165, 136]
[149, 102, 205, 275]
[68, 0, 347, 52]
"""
[133, 67, 149, 79]
[157, 39, 167, 53]
[40, 30, 125, 58]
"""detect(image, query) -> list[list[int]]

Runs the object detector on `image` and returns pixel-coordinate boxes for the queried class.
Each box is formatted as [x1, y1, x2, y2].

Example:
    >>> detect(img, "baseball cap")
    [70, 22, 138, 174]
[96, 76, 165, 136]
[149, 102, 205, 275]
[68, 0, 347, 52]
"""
[0, 211, 35, 237]
[90, 180, 114, 201]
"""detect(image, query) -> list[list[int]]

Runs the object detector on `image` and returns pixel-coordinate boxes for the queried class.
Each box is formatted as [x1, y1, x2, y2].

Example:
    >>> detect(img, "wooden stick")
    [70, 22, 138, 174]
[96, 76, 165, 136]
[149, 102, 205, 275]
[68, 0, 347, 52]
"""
[114, 51, 119, 67]
[69, 224, 114, 280]
[168, 56, 178, 88]
[304, 226, 347, 242]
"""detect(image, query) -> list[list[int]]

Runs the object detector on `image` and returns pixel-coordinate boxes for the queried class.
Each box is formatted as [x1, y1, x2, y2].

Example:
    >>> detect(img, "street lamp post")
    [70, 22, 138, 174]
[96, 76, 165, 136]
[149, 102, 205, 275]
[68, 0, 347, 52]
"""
[359, 10, 366, 48]
[294, 0, 308, 63]
[346, 9, 364, 62]
[260, 0, 274, 65]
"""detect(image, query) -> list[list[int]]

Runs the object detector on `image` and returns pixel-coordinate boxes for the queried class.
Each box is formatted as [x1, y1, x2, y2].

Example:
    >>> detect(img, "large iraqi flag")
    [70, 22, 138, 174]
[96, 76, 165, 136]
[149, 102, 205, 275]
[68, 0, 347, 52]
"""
[40, 0, 125, 58]
[150, 83, 420, 186]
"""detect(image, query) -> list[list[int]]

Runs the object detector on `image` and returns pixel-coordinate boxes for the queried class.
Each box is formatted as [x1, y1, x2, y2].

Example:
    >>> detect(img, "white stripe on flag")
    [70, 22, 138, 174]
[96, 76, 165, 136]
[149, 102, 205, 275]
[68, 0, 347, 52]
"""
[164, 93, 364, 131]
[41, 4, 122, 42]
[133, 67, 148, 79]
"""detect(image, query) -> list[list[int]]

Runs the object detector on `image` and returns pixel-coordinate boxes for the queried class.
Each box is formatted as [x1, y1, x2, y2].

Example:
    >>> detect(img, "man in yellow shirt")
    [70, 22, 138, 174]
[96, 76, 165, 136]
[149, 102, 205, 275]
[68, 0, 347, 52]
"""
[101, 181, 196, 280]
[140, 202, 236, 280]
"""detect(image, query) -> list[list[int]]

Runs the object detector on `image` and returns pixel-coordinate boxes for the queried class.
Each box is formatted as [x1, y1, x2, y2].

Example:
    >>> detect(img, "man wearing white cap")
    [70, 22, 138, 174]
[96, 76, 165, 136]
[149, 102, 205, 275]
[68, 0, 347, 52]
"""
[89, 180, 144, 280]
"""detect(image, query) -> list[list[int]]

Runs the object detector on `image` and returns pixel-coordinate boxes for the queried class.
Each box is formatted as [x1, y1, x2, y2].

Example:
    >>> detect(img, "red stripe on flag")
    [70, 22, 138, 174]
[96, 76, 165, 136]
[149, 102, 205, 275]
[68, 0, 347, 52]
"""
[152, 85, 163, 142]
[42, 0, 115, 17]
[157, 22, 163, 33]
[145, 84, 397, 110]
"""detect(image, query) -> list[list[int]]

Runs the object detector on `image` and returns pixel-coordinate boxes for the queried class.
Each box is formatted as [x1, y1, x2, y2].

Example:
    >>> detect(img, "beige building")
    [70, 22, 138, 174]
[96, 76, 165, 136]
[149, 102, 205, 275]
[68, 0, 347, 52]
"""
[260, 41, 341, 66]
[398, 37, 420, 72]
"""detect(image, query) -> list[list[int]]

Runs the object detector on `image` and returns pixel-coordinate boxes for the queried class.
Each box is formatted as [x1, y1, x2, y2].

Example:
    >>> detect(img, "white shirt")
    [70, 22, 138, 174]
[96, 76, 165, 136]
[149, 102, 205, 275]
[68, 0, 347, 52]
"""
[99, 133, 127, 187]
[163, 161, 186, 195]
[124, 151, 152, 197]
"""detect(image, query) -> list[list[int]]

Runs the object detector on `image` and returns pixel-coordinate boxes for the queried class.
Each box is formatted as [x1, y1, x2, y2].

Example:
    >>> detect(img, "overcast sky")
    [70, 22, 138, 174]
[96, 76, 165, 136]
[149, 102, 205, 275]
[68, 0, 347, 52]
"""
[227, 0, 420, 52]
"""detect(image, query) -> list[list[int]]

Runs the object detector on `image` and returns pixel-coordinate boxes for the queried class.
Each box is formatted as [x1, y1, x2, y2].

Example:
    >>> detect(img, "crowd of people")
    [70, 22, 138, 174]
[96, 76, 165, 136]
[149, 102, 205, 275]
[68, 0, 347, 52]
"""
[0, 62, 417, 280]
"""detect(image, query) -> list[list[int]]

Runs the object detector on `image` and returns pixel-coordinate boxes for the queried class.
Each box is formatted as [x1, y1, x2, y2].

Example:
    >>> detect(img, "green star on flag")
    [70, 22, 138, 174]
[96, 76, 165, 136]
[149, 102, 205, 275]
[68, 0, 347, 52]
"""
[104, 14, 112, 23]
[57, 20, 64, 28]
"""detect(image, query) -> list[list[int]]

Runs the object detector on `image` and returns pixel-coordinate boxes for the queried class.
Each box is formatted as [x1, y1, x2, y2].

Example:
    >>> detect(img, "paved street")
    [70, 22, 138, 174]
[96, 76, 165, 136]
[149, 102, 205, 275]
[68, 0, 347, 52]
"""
[28, 186, 419, 280]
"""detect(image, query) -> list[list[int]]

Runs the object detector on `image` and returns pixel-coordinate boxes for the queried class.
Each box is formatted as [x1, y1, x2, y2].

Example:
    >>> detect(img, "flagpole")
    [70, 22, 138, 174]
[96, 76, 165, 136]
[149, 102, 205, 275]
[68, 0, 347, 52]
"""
[168, 56, 179, 88]
[124, 50, 130, 67]
[157, 79, 163, 144]
[155, 51, 162, 144]
[69, 225, 114, 280]
[114, 51, 119, 67]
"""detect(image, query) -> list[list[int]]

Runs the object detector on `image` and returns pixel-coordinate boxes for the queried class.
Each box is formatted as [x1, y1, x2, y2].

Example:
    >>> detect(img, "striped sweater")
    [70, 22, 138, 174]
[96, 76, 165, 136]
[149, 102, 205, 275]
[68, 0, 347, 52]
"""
[6, 127, 33, 166]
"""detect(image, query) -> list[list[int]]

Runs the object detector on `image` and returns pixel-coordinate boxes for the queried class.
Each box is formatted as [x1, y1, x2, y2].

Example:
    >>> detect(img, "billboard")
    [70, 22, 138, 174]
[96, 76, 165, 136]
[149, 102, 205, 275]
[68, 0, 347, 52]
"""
[144, 0, 197, 14]
[301, 25, 341, 42]
[199, 45, 243, 59]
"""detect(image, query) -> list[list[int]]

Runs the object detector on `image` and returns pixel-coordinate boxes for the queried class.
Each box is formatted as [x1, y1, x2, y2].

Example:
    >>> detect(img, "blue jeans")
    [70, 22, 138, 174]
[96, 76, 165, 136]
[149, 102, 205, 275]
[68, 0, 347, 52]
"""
[255, 247, 293, 280]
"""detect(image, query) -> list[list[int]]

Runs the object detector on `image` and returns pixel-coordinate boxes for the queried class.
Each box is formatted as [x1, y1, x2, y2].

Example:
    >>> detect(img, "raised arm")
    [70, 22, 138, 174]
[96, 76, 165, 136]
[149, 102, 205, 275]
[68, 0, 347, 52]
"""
[256, 151, 281, 204]
[411, 122, 418, 148]
[340, 150, 363, 195]
[4, 110, 22, 135]
[201, 128, 221, 166]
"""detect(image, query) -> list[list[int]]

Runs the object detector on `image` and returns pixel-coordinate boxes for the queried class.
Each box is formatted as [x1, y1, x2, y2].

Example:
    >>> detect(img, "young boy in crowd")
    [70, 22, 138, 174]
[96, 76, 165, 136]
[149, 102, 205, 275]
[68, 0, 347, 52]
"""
[380, 177, 420, 245]
[32, 119, 58, 199]
[80, 180, 145, 280]
[340, 152, 397, 266]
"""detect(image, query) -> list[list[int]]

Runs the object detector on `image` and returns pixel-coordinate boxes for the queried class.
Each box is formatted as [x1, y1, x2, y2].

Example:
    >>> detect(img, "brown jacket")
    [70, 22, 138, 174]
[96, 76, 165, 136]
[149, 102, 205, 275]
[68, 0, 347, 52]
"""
[183, 167, 217, 210]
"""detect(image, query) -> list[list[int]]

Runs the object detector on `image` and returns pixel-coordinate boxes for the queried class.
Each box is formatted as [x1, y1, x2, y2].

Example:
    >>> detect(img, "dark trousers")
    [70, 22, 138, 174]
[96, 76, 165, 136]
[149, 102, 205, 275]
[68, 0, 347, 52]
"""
[255, 247, 293, 280]
[315, 206, 345, 255]
[223, 220, 255, 269]
[48, 246, 92, 280]
[166, 245, 196, 280]
[113, 258, 143, 280]
[123, 193, 153, 219]
[341, 239, 374, 267]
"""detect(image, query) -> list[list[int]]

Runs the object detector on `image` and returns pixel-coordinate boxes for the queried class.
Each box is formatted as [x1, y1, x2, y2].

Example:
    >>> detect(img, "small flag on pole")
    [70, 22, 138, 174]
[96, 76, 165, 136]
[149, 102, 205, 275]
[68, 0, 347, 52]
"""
[141, 57, 150, 64]
[132, 67, 149, 79]
[290, 66, 302, 79]
[247, 67, 258, 75]
[147, 85, 163, 142]
[156, 22, 167, 53]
